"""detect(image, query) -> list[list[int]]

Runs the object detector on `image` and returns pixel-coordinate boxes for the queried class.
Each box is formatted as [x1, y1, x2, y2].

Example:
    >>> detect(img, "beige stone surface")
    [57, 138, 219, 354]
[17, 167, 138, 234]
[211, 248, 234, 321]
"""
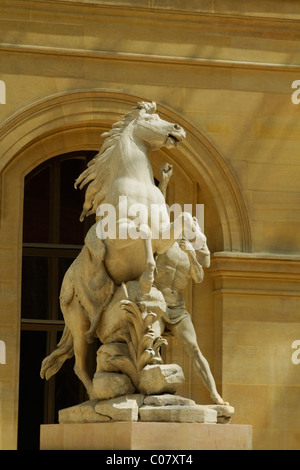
[139, 404, 217, 423]
[40, 422, 252, 450]
[207, 404, 235, 424]
[95, 394, 144, 422]
[93, 372, 135, 400]
[139, 364, 185, 395]
[59, 400, 110, 424]
[143, 393, 195, 406]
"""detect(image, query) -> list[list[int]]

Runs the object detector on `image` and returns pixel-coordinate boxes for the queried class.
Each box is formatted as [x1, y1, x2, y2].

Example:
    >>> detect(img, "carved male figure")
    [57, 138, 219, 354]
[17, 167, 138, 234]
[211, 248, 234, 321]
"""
[154, 235, 227, 405]
[154, 162, 227, 404]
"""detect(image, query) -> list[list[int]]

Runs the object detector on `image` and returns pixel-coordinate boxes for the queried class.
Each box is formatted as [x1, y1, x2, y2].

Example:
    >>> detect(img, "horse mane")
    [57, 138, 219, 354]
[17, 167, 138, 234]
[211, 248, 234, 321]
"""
[75, 101, 156, 221]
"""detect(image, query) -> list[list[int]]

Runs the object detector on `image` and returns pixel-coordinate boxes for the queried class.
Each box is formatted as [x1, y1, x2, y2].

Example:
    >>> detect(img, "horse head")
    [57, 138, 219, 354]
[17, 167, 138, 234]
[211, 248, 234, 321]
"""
[75, 101, 186, 221]
[131, 101, 186, 151]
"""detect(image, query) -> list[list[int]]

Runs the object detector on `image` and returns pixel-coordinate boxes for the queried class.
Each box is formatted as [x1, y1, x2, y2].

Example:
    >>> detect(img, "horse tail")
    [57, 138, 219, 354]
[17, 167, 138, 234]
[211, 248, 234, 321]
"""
[40, 326, 74, 380]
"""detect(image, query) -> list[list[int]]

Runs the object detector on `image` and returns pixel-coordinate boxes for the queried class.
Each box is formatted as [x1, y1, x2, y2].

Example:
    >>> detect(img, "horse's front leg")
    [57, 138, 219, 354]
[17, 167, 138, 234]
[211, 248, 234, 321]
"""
[112, 219, 156, 294]
[67, 301, 96, 399]
[138, 225, 156, 294]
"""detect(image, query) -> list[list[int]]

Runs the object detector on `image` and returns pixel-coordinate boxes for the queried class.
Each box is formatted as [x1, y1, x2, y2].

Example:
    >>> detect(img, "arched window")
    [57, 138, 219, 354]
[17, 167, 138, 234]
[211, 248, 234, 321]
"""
[18, 151, 98, 449]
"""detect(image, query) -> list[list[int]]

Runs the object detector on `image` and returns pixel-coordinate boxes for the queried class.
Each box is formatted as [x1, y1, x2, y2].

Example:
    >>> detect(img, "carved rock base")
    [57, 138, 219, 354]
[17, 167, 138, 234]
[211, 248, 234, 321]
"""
[93, 372, 135, 400]
[139, 404, 217, 423]
[95, 394, 144, 422]
[139, 364, 185, 395]
[59, 399, 110, 424]
[58, 393, 235, 425]
[207, 404, 235, 424]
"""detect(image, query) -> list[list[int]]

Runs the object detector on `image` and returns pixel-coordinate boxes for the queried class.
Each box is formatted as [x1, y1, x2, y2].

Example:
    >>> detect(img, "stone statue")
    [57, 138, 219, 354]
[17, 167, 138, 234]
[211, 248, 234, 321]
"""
[40, 101, 233, 424]
[153, 236, 227, 406]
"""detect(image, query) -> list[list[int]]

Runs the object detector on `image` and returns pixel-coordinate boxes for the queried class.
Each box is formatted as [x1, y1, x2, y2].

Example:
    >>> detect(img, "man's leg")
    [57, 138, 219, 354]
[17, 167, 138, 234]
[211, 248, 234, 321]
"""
[169, 315, 227, 405]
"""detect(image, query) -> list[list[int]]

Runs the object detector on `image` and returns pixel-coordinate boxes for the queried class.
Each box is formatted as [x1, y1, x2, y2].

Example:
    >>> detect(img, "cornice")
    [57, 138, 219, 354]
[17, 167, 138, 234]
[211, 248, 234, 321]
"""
[2, 0, 300, 40]
[209, 252, 300, 299]
[1, 43, 299, 73]
[210, 251, 300, 278]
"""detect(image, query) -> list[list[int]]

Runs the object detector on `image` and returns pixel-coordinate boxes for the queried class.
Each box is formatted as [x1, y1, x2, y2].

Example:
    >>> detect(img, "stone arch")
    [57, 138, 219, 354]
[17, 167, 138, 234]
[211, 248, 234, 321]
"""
[0, 89, 251, 253]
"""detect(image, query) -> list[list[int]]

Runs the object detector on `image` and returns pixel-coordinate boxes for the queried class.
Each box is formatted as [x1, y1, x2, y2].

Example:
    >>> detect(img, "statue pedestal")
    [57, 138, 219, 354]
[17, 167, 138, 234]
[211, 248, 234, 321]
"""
[40, 422, 252, 450]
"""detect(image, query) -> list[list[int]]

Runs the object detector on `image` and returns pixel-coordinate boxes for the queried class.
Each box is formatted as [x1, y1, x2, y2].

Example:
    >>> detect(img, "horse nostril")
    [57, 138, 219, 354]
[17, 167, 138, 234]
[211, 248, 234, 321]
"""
[174, 124, 181, 130]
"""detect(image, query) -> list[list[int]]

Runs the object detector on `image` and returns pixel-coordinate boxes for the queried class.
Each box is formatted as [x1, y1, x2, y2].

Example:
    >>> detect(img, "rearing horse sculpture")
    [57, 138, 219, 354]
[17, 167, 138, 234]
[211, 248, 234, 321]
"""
[40, 101, 205, 398]
[76, 101, 202, 292]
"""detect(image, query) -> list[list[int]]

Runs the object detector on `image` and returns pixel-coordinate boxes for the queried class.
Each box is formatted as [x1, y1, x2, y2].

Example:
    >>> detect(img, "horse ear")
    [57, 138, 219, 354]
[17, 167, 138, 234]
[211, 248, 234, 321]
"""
[149, 101, 157, 113]
[136, 101, 156, 114]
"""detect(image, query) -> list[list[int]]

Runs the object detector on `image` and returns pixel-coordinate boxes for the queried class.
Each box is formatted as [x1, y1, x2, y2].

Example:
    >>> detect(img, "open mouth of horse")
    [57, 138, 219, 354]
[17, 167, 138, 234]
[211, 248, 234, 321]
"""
[167, 134, 181, 147]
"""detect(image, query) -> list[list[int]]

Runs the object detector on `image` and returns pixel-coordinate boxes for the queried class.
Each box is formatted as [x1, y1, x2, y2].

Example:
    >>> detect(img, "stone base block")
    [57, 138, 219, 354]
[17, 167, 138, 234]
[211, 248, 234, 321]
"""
[40, 422, 252, 450]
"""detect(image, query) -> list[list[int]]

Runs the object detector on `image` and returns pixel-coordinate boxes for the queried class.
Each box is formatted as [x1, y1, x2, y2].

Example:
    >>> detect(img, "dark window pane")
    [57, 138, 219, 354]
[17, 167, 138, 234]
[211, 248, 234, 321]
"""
[21, 256, 48, 319]
[23, 166, 50, 243]
[18, 330, 47, 450]
[59, 158, 86, 244]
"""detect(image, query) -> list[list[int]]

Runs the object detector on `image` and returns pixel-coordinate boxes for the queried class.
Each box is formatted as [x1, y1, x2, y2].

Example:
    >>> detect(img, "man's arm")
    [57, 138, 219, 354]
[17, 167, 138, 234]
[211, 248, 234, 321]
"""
[179, 239, 204, 283]
[158, 163, 173, 199]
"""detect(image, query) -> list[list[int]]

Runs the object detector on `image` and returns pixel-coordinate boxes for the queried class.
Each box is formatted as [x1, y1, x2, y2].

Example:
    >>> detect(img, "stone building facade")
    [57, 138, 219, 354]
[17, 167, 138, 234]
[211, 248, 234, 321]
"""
[0, 0, 300, 450]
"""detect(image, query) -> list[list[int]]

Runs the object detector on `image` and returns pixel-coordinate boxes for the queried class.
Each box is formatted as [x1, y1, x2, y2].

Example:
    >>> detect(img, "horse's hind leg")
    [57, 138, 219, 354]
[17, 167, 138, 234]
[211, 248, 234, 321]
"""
[73, 334, 96, 399]
[67, 302, 96, 399]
